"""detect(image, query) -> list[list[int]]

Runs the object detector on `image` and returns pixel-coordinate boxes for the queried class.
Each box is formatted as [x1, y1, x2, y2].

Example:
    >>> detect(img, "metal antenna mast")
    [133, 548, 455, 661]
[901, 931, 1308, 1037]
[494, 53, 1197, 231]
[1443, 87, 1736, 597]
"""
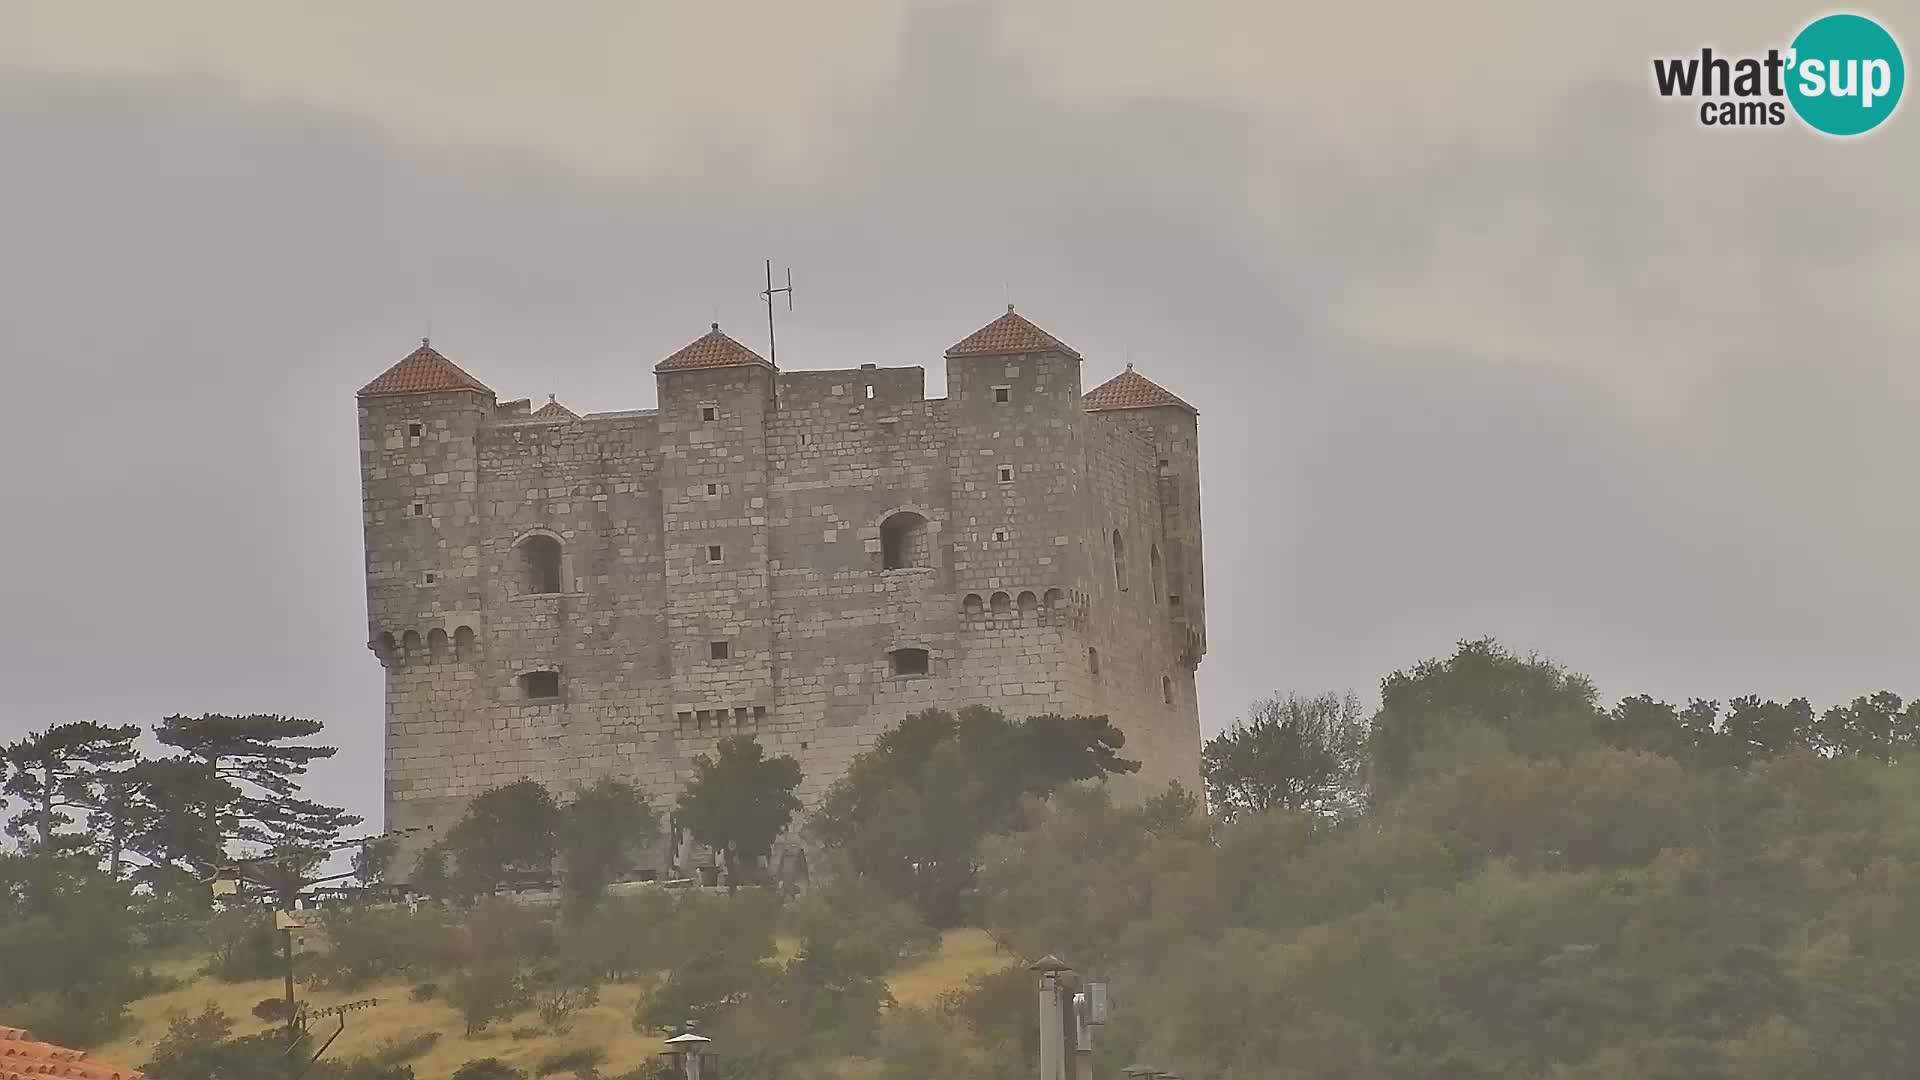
[761, 260, 794, 367]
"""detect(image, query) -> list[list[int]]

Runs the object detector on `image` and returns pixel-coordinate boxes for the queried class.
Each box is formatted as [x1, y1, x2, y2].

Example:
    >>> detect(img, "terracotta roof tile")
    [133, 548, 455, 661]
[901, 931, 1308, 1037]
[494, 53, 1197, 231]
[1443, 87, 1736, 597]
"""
[532, 396, 577, 420]
[358, 339, 494, 398]
[1082, 365, 1196, 414]
[656, 324, 773, 373]
[946, 306, 1081, 359]
[0, 1028, 143, 1080]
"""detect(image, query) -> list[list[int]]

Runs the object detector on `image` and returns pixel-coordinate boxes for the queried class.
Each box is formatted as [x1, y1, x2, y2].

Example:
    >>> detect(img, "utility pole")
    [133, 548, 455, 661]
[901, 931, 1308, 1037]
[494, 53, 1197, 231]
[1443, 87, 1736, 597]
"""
[1034, 955, 1108, 1080]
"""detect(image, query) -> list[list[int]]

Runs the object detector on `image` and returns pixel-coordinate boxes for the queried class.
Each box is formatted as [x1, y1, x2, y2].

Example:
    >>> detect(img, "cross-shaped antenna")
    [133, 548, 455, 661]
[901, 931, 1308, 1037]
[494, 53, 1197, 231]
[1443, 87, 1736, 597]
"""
[761, 259, 794, 368]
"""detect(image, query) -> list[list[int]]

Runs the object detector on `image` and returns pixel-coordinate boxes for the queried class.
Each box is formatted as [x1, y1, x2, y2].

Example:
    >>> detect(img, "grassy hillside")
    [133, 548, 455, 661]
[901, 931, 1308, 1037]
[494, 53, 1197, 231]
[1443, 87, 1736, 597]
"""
[85, 928, 1005, 1078]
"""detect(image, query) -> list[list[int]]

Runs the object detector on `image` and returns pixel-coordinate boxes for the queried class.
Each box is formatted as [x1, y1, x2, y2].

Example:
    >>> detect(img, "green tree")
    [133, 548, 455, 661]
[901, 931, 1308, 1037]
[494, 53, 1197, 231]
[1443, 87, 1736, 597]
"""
[1369, 637, 1602, 789]
[118, 757, 231, 880]
[677, 736, 802, 893]
[809, 706, 1140, 925]
[446, 778, 561, 893]
[1202, 691, 1368, 821]
[353, 835, 397, 888]
[2, 721, 142, 853]
[558, 777, 659, 909]
[153, 713, 362, 869]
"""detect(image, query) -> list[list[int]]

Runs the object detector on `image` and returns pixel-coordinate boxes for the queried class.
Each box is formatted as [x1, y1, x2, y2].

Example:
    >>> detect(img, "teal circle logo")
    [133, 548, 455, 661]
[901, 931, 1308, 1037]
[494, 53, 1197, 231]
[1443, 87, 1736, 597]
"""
[1786, 14, 1904, 135]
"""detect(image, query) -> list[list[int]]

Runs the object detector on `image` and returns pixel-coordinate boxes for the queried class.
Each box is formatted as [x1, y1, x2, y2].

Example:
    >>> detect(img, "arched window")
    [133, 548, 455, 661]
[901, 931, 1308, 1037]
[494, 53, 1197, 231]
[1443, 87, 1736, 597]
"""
[518, 534, 564, 595]
[1043, 588, 1065, 618]
[427, 628, 449, 661]
[1163, 675, 1174, 704]
[453, 626, 476, 660]
[890, 648, 930, 676]
[963, 593, 984, 617]
[377, 631, 397, 661]
[880, 511, 930, 569]
[401, 629, 421, 658]
[1150, 544, 1164, 601]
[1088, 647, 1101, 676]
[1112, 530, 1127, 591]
[990, 591, 1011, 614]
[1017, 591, 1038, 617]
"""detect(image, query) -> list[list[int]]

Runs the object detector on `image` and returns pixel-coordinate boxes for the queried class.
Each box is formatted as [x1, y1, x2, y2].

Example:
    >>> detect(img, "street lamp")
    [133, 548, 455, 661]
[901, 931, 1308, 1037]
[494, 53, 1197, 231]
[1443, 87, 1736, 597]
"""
[663, 1021, 713, 1080]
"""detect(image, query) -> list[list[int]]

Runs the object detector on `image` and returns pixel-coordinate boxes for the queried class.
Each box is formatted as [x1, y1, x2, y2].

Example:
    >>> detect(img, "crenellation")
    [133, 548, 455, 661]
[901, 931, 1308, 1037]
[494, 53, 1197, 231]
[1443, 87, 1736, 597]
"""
[358, 312, 1206, 877]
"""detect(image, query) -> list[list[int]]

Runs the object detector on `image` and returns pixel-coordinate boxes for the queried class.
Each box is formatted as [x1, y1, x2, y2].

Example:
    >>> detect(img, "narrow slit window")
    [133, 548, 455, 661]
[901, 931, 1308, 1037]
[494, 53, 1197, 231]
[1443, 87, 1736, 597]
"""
[864, 384, 875, 400]
[1163, 675, 1175, 704]
[1089, 647, 1101, 676]
[706, 483, 719, 497]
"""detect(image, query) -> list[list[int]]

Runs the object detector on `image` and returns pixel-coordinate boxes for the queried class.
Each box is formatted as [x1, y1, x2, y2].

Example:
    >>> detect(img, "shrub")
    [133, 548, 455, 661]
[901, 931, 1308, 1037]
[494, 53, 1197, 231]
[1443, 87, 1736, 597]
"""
[372, 1030, 441, 1065]
[203, 910, 282, 982]
[450, 957, 525, 1036]
[535, 985, 601, 1035]
[252, 996, 293, 1022]
[410, 981, 440, 1001]
[536, 1046, 607, 1076]
[312, 906, 459, 988]
[452, 1059, 524, 1080]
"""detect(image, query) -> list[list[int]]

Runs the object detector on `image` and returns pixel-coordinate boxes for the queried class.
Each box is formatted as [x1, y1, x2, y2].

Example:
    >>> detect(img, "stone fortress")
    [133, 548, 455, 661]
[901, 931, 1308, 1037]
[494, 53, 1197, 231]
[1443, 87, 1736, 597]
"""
[357, 306, 1207, 878]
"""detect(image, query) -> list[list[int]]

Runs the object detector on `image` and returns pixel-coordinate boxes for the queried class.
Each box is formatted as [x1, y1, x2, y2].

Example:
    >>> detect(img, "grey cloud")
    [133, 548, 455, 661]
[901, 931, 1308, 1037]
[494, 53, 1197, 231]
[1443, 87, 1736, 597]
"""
[1, 4, 1914, 822]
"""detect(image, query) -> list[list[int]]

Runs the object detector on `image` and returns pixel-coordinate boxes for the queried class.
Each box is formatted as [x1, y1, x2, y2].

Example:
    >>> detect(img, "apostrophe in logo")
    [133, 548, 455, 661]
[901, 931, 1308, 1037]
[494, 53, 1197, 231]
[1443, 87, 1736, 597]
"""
[1786, 14, 1904, 135]
[1652, 12, 1904, 135]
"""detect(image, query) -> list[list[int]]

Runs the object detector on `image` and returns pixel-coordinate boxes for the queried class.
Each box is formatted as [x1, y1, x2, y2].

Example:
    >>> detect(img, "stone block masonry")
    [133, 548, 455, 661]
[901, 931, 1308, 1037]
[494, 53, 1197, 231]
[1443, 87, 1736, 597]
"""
[357, 308, 1208, 878]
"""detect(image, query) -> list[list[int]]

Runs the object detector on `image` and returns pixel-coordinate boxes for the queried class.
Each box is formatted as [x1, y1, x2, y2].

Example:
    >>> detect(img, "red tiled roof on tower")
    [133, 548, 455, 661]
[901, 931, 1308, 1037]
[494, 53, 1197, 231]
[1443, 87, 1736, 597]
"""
[358, 339, 494, 398]
[0, 1026, 144, 1080]
[945, 305, 1082, 359]
[655, 324, 773, 373]
[1083, 364, 1197, 415]
[532, 395, 577, 420]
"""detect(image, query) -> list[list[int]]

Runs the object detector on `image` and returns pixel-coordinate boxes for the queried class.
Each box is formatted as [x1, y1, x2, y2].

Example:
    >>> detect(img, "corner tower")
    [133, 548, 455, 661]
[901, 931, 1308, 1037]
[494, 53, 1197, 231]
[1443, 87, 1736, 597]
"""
[357, 340, 496, 846]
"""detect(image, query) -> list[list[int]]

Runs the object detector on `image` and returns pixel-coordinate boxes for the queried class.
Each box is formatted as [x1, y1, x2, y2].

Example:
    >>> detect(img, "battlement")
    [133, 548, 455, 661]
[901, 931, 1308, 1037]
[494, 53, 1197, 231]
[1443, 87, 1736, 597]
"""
[357, 307, 1207, 877]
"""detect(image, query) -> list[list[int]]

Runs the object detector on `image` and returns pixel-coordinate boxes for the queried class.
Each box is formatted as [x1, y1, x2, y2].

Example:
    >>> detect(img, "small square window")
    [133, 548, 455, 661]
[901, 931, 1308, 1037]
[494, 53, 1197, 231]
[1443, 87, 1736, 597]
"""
[706, 483, 719, 497]
[701, 405, 719, 422]
[706, 545, 723, 563]
[421, 570, 438, 585]
[677, 711, 693, 732]
[997, 465, 1014, 483]
[992, 528, 1008, 542]
[520, 671, 560, 700]
[864, 385, 875, 400]
[407, 422, 423, 438]
[412, 502, 426, 517]
[710, 641, 731, 661]
[993, 386, 1011, 403]
[752, 705, 766, 725]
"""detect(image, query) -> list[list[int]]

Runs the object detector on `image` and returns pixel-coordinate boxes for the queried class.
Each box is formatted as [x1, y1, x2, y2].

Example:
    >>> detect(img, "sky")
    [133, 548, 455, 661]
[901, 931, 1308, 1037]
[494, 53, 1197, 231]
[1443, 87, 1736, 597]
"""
[1, 1, 1915, 825]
